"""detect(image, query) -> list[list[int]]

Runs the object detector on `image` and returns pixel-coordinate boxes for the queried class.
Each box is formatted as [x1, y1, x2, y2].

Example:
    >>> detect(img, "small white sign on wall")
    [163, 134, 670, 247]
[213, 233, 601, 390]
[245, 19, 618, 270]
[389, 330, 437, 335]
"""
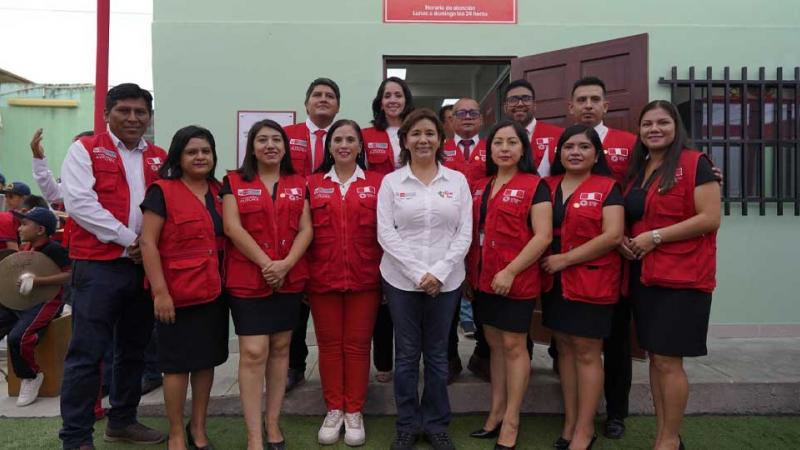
[236, 110, 296, 167]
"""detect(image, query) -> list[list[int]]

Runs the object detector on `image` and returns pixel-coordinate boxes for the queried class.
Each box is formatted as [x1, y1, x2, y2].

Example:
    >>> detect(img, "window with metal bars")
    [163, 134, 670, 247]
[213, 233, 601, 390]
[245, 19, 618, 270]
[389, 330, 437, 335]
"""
[659, 66, 800, 216]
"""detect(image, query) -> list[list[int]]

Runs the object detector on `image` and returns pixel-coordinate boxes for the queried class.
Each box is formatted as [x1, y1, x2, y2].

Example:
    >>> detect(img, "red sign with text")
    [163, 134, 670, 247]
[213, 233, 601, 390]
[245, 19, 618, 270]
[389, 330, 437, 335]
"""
[384, 0, 517, 24]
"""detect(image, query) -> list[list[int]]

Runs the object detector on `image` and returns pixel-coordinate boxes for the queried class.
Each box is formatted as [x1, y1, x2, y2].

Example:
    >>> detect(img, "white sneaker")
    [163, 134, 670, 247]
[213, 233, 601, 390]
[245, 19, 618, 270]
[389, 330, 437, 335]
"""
[16, 372, 44, 407]
[318, 409, 344, 445]
[344, 411, 366, 447]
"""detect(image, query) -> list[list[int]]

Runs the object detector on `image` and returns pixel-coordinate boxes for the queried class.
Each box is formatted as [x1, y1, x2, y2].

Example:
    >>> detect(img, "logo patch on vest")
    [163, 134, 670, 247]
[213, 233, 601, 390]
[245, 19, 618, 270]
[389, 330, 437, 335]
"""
[675, 167, 684, 178]
[145, 156, 162, 172]
[281, 187, 303, 201]
[578, 192, 603, 207]
[368, 143, 388, 150]
[443, 150, 456, 158]
[502, 188, 525, 204]
[289, 139, 308, 147]
[535, 137, 553, 150]
[237, 188, 262, 203]
[92, 147, 118, 163]
[605, 148, 629, 163]
[356, 186, 376, 199]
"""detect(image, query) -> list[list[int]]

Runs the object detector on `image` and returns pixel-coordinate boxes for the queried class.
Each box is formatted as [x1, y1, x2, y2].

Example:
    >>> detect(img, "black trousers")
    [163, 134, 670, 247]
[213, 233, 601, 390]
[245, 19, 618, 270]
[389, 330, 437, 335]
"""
[602, 296, 632, 420]
[547, 295, 632, 420]
[372, 303, 393, 372]
[448, 301, 460, 361]
[289, 301, 311, 372]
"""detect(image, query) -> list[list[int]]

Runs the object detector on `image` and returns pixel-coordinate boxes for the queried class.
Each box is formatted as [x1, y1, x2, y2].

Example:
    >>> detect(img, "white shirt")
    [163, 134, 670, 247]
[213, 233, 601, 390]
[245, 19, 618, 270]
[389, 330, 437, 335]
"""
[377, 164, 472, 292]
[306, 118, 332, 169]
[32, 157, 62, 203]
[594, 121, 609, 142]
[525, 118, 551, 177]
[453, 133, 480, 158]
[61, 128, 148, 256]
[324, 165, 366, 197]
[387, 126, 401, 167]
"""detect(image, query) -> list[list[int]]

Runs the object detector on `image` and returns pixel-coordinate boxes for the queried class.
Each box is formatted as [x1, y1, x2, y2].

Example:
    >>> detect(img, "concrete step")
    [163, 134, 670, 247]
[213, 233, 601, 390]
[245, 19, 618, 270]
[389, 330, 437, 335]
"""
[2, 337, 799, 418]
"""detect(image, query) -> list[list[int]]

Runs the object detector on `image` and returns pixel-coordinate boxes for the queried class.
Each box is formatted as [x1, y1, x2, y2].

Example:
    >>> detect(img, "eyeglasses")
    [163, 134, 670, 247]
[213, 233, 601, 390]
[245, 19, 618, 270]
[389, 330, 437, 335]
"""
[505, 95, 534, 105]
[453, 109, 481, 119]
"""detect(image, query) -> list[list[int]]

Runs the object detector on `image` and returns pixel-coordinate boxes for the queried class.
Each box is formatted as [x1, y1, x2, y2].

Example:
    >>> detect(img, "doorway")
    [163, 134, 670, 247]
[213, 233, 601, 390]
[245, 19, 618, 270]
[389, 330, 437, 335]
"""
[384, 56, 512, 131]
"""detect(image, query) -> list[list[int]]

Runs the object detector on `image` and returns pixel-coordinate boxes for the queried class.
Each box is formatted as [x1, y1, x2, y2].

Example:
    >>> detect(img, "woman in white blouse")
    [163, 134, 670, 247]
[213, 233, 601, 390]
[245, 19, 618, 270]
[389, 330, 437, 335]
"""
[376, 108, 472, 450]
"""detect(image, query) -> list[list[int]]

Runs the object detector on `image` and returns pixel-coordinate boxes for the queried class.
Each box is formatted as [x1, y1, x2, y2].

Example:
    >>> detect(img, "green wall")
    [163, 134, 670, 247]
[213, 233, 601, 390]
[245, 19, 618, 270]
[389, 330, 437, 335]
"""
[0, 85, 94, 191]
[152, 1, 800, 329]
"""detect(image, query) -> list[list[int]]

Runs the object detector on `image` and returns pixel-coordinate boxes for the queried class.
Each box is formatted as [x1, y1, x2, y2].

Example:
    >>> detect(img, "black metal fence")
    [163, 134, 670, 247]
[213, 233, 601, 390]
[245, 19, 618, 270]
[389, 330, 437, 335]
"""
[659, 66, 800, 216]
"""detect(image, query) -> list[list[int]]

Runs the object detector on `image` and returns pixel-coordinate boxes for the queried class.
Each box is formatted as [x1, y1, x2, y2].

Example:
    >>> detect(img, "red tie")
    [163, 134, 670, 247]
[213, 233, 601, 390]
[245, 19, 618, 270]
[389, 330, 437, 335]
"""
[459, 140, 473, 160]
[313, 129, 326, 171]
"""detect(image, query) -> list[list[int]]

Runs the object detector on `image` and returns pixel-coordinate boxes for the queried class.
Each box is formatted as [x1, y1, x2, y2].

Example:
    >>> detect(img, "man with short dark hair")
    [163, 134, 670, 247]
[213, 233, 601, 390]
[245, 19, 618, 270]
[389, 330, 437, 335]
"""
[569, 76, 637, 185]
[442, 97, 487, 183]
[59, 83, 167, 450]
[283, 78, 342, 391]
[284, 77, 341, 176]
[503, 79, 564, 177]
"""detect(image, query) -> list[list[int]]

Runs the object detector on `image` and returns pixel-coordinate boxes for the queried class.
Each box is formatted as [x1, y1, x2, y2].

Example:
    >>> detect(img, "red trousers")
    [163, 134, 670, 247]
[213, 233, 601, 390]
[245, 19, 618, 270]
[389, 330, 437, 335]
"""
[309, 290, 380, 412]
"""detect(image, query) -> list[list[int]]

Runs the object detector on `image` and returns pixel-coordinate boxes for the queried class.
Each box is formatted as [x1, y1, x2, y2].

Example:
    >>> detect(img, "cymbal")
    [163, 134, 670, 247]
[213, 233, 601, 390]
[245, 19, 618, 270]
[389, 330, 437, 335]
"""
[0, 248, 16, 261]
[0, 251, 61, 310]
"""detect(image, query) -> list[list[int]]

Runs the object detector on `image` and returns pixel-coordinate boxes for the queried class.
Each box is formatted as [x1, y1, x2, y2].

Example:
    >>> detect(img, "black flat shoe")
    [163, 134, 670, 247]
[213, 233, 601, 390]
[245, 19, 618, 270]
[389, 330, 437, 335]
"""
[587, 434, 597, 449]
[679, 435, 686, 450]
[603, 418, 625, 439]
[469, 421, 502, 439]
[553, 436, 571, 449]
[186, 421, 214, 450]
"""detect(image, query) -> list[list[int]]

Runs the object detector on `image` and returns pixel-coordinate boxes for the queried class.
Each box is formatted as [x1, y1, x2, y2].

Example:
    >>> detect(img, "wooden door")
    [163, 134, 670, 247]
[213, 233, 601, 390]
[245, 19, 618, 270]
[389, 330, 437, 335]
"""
[510, 33, 649, 132]
[511, 35, 649, 358]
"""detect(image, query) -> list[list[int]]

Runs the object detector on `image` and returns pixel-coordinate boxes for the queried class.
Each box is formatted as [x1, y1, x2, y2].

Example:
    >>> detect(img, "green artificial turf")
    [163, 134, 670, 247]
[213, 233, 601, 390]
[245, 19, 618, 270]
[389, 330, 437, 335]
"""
[1, 415, 798, 449]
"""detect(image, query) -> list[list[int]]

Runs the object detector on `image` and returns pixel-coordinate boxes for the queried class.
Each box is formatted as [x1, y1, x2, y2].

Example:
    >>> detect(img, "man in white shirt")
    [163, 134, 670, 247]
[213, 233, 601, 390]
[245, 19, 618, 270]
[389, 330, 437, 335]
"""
[58, 84, 166, 450]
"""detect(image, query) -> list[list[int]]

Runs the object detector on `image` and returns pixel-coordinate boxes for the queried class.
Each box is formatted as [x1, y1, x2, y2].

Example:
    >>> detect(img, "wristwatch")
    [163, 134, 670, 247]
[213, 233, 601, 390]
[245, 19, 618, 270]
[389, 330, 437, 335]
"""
[651, 229, 662, 245]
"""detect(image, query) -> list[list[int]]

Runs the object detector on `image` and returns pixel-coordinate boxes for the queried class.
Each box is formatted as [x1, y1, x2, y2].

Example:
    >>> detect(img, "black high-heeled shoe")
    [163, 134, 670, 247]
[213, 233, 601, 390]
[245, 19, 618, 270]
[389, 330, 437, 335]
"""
[494, 443, 516, 450]
[262, 423, 286, 450]
[186, 421, 215, 450]
[586, 434, 597, 450]
[679, 435, 686, 450]
[553, 436, 571, 450]
[470, 421, 502, 439]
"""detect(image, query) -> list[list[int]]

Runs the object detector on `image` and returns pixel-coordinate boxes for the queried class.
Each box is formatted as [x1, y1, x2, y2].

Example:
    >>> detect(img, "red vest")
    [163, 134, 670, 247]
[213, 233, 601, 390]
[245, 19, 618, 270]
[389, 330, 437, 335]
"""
[361, 127, 396, 174]
[69, 132, 165, 260]
[602, 128, 638, 185]
[531, 122, 564, 169]
[153, 179, 223, 308]
[224, 171, 309, 298]
[443, 138, 487, 184]
[284, 123, 313, 177]
[545, 175, 621, 305]
[307, 171, 384, 293]
[628, 150, 717, 292]
[466, 172, 544, 300]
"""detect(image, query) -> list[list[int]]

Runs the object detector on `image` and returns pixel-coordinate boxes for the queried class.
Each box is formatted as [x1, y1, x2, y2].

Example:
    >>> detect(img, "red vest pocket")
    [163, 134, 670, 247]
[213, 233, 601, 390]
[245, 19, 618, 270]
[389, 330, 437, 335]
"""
[166, 256, 212, 307]
[643, 239, 701, 286]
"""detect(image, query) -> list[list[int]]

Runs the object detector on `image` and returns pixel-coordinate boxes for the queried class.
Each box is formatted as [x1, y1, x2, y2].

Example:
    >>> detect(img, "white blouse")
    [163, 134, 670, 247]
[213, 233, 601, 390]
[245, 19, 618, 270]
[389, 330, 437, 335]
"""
[377, 164, 473, 292]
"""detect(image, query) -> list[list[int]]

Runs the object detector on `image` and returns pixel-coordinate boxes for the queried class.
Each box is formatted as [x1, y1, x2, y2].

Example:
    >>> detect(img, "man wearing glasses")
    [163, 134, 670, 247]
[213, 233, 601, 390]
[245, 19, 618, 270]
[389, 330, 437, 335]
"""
[442, 98, 487, 184]
[503, 79, 564, 177]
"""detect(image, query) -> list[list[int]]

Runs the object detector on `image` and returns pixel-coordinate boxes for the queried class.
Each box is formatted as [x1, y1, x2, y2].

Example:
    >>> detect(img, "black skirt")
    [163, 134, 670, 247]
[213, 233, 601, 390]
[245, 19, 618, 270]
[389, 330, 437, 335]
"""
[541, 274, 615, 339]
[229, 292, 302, 336]
[630, 262, 712, 357]
[473, 291, 535, 334]
[156, 294, 230, 373]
